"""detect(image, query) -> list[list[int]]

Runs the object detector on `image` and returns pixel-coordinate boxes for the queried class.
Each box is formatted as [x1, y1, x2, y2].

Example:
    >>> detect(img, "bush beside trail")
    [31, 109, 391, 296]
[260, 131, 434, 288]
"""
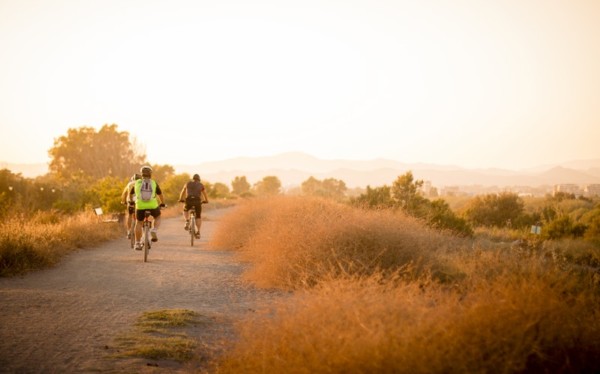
[0, 211, 121, 277]
[209, 196, 600, 374]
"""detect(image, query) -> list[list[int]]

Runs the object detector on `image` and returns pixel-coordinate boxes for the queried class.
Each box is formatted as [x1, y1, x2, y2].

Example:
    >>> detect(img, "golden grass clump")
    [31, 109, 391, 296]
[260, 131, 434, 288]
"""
[209, 195, 599, 373]
[216, 262, 600, 374]
[0, 211, 121, 276]
[209, 196, 459, 290]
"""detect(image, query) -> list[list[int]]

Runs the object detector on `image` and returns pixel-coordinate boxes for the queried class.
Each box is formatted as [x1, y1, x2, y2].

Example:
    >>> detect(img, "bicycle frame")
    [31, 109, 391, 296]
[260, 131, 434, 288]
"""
[189, 206, 196, 246]
[142, 210, 152, 262]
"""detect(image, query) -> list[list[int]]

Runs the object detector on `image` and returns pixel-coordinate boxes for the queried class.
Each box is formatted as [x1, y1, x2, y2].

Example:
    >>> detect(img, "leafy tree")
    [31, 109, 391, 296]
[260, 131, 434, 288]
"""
[149, 164, 175, 182]
[350, 185, 394, 208]
[48, 124, 146, 181]
[582, 207, 600, 244]
[84, 176, 127, 213]
[301, 176, 321, 196]
[425, 199, 473, 236]
[209, 182, 230, 199]
[351, 172, 472, 236]
[391, 171, 427, 214]
[463, 192, 524, 228]
[253, 176, 281, 196]
[160, 173, 191, 206]
[0, 169, 27, 216]
[301, 176, 347, 200]
[231, 176, 251, 196]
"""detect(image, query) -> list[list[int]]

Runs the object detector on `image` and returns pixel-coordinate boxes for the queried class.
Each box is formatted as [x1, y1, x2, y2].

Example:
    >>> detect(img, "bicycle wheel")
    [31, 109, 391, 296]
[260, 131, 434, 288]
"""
[190, 211, 195, 246]
[143, 223, 150, 262]
[129, 218, 136, 249]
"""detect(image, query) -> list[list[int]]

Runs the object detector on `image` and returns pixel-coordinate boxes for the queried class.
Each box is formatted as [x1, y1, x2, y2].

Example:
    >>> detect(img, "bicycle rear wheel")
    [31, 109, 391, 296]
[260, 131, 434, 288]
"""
[190, 212, 195, 246]
[143, 224, 150, 262]
[129, 218, 136, 249]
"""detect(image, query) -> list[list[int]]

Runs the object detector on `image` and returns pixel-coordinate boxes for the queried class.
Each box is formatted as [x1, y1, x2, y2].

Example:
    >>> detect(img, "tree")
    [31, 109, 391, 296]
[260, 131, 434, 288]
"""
[49, 124, 146, 181]
[231, 176, 251, 196]
[160, 173, 191, 206]
[301, 176, 347, 200]
[85, 176, 127, 213]
[425, 199, 473, 236]
[209, 182, 230, 199]
[391, 171, 427, 214]
[350, 185, 394, 208]
[149, 164, 175, 182]
[253, 176, 281, 196]
[463, 192, 524, 228]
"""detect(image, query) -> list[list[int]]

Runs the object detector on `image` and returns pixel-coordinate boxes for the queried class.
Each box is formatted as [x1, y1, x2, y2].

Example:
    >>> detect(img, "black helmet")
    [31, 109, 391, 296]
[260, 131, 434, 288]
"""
[192, 174, 200, 181]
[140, 165, 152, 177]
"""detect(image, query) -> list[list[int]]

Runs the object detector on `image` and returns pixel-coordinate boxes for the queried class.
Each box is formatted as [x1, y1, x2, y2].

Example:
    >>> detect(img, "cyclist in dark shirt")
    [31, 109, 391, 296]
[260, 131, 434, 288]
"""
[178, 174, 208, 239]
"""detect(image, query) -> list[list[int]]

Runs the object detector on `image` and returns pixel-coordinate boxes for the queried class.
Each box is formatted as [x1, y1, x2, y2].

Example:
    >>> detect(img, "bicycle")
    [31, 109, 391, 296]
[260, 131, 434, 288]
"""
[181, 200, 205, 246]
[138, 204, 166, 262]
[141, 210, 153, 262]
[188, 206, 198, 246]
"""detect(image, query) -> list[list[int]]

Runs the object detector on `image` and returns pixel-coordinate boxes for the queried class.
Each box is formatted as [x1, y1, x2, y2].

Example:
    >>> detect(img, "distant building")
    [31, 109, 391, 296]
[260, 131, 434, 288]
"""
[584, 184, 600, 197]
[421, 181, 433, 196]
[553, 184, 582, 196]
[441, 186, 461, 196]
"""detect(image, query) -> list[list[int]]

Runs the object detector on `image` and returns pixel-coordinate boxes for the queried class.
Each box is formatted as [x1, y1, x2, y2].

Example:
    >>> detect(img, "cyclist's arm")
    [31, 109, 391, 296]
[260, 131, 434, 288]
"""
[178, 185, 187, 201]
[155, 184, 165, 206]
[120, 186, 129, 204]
[201, 188, 209, 203]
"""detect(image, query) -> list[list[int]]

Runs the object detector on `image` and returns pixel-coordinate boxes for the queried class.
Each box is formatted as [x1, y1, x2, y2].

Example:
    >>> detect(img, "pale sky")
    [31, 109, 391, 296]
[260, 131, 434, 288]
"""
[1, 0, 599, 170]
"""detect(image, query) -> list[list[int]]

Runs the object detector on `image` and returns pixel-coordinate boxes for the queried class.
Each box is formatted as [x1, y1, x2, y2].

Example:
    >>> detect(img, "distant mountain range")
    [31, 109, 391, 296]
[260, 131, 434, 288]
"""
[174, 152, 600, 189]
[3, 152, 600, 189]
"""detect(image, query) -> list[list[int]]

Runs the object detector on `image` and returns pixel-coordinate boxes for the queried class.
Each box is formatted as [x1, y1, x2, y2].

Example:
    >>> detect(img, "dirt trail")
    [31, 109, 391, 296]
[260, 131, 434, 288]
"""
[0, 207, 280, 373]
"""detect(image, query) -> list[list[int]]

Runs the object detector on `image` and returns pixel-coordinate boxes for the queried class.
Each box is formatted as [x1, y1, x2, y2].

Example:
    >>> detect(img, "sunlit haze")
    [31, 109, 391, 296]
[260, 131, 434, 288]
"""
[1, 0, 599, 170]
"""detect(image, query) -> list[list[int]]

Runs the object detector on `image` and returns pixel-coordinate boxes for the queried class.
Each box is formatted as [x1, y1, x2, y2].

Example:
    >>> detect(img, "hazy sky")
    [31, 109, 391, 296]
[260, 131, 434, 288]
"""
[1, 0, 599, 169]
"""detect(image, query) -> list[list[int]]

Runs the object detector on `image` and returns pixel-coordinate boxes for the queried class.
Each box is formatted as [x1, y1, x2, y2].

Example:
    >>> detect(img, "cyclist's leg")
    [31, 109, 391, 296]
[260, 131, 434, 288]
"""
[183, 201, 190, 229]
[134, 210, 144, 241]
[152, 208, 162, 229]
[126, 205, 135, 236]
[150, 208, 161, 242]
[195, 202, 202, 234]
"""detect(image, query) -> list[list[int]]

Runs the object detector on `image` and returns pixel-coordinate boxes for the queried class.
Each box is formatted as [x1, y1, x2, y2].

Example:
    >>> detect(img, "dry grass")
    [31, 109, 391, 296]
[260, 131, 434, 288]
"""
[209, 196, 600, 373]
[0, 210, 121, 276]
[209, 196, 461, 290]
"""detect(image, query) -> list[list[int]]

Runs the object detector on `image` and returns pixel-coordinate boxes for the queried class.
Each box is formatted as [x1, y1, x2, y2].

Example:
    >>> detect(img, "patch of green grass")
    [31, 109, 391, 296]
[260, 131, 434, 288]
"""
[112, 309, 200, 363]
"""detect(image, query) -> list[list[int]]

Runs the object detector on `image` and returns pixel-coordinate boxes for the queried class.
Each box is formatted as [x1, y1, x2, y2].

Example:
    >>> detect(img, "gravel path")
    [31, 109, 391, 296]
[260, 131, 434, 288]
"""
[0, 207, 280, 373]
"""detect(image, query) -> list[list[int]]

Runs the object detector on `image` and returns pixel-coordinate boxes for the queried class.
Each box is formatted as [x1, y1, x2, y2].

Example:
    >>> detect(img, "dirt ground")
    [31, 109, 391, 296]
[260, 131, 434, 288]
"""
[0, 207, 282, 373]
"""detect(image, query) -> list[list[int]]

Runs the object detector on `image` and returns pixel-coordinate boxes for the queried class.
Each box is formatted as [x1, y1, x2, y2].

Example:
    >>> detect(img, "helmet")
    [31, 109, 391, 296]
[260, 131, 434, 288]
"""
[130, 173, 141, 181]
[140, 165, 152, 176]
[192, 174, 200, 181]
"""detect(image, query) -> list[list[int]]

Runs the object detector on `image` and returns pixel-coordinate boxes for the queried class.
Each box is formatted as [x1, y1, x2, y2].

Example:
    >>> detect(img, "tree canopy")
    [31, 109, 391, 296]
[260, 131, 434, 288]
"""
[48, 124, 146, 181]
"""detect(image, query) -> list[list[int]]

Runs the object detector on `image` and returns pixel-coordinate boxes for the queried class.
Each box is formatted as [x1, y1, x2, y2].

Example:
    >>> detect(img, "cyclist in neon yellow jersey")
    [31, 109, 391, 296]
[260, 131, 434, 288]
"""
[130, 165, 166, 250]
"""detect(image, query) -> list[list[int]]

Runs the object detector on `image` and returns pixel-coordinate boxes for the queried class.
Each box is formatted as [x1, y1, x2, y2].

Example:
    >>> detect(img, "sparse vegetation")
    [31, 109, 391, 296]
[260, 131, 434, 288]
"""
[111, 309, 199, 362]
[0, 211, 121, 277]
[210, 196, 459, 290]
[209, 195, 600, 374]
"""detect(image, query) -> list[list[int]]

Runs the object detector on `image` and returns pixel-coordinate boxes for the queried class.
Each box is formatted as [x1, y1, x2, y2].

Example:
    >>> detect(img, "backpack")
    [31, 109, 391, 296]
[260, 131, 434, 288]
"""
[140, 179, 153, 202]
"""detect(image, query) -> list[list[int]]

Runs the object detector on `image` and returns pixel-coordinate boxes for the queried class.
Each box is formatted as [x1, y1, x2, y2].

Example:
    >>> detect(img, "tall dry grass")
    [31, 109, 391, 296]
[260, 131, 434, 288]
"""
[209, 196, 462, 290]
[209, 196, 600, 373]
[0, 211, 121, 276]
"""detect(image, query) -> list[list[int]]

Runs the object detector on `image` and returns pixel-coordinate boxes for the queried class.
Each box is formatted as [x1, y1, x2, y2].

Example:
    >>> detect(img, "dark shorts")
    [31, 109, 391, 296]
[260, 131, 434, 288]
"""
[183, 197, 203, 217]
[127, 203, 135, 215]
[136, 208, 161, 221]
